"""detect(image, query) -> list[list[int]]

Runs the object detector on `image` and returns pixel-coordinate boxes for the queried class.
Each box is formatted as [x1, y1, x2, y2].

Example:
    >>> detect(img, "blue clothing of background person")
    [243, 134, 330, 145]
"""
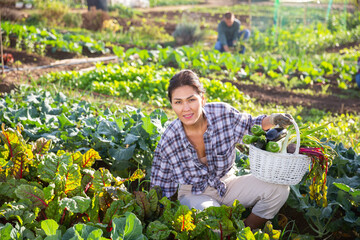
[214, 12, 250, 54]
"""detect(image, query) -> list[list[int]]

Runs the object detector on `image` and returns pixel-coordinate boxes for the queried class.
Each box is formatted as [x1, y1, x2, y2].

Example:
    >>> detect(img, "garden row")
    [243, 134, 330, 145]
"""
[40, 44, 358, 92]
[1, 21, 109, 56]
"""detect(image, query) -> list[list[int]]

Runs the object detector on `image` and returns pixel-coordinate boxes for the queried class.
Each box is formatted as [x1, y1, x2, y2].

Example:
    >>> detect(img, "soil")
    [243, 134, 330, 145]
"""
[224, 79, 360, 114]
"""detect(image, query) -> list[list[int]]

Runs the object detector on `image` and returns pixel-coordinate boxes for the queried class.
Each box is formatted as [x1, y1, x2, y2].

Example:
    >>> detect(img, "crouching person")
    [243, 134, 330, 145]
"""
[150, 69, 290, 229]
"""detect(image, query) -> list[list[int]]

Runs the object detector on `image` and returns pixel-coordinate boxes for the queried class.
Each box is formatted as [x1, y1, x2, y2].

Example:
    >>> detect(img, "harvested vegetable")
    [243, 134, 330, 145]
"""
[243, 134, 259, 144]
[300, 147, 331, 207]
[251, 125, 266, 136]
[254, 135, 267, 150]
[266, 141, 281, 153]
[286, 143, 296, 153]
[265, 128, 287, 142]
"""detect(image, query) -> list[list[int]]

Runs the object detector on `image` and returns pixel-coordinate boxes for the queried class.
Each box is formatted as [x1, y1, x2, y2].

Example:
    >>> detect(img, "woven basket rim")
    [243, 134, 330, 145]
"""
[249, 145, 309, 159]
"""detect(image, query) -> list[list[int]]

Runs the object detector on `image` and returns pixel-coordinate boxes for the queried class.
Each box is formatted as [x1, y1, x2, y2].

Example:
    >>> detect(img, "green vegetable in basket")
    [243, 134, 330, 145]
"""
[251, 125, 266, 136]
[243, 134, 259, 144]
[266, 141, 280, 153]
[254, 135, 267, 149]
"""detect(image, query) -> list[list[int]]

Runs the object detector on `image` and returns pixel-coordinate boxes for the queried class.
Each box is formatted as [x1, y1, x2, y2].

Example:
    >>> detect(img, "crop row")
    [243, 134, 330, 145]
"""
[111, 45, 359, 90]
[1, 21, 109, 55]
[41, 63, 251, 110]
[250, 12, 360, 55]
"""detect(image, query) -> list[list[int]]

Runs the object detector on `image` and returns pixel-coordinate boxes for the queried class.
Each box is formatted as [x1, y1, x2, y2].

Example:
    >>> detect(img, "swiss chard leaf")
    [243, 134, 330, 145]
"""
[15, 184, 48, 209]
[81, 149, 101, 169]
[32, 137, 52, 156]
[93, 168, 114, 193]
[59, 196, 91, 214]
[146, 221, 171, 240]
[57, 162, 81, 195]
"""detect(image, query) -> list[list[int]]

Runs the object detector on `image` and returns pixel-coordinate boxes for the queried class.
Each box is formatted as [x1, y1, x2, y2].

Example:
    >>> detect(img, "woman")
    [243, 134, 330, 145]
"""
[150, 70, 292, 229]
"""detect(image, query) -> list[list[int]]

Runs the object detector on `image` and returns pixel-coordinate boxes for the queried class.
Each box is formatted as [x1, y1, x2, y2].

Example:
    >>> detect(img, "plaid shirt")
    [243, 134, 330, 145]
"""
[150, 102, 266, 198]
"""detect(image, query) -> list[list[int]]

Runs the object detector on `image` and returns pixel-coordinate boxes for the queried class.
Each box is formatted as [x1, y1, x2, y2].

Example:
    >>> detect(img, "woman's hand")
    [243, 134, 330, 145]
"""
[269, 113, 293, 128]
[262, 113, 293, 130]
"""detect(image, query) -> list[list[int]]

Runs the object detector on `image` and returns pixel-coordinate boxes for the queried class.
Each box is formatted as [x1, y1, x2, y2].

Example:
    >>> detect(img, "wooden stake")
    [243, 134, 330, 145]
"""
[0, 12, 4, 74]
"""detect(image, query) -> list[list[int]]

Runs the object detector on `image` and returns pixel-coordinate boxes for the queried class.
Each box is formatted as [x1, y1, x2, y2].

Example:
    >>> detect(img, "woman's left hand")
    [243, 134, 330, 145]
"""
[269, 113, 293, 128]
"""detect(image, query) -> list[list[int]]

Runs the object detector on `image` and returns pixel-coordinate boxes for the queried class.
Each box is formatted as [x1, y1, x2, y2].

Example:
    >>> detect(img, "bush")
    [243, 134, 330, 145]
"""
[37, 0, 69, 26]
[25, 13, 47, 27]
[63, 12, 83, 28]
[82, 7, 110, 31]
[172, 22, 205, 45]
[0, 8, 27, 22]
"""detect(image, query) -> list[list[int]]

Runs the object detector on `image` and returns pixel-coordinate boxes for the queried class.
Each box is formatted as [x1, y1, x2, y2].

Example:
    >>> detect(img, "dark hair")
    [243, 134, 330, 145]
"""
[224, 12, 234, 20]
[168, 70, 205, 102]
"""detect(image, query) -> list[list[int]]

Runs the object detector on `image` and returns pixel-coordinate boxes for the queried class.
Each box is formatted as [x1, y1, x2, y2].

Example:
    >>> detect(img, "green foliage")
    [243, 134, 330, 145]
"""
[36, 0, 70, 26]
[108, 4, 137, 18]
[250, 20, 360, 55]
[286, 141, 360, 238]
[0, 89, 167, 178]
[0, 120, 283, 239]
[0, 88, 359, 239]
[1, 21, 109, 55]
[173, 22, 205, 45]
[109, 46, 359, 90]
[149, 0, 203, 7]
[63, 12, 83, 28]
[41, 63, 251, 110]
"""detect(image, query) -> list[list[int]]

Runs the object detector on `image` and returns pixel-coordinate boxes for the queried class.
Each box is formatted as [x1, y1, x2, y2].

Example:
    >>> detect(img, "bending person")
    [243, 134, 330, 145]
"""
[214, 12, 250, 54]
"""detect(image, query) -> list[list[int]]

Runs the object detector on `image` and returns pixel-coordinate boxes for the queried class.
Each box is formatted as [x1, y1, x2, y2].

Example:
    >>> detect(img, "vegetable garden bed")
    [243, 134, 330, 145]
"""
[1, 2, 359, 239]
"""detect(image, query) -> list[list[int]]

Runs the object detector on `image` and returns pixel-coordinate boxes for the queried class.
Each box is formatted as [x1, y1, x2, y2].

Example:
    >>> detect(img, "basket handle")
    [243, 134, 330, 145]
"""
[289, 118, 301, 155]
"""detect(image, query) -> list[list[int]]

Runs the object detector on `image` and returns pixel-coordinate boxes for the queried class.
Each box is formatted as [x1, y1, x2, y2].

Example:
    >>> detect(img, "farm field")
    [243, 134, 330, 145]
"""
[0, 0, 359, 239]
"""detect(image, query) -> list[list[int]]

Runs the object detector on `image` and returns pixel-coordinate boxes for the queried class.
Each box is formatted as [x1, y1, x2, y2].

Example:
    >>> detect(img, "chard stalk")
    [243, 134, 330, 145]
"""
[281, 131, 291, 154]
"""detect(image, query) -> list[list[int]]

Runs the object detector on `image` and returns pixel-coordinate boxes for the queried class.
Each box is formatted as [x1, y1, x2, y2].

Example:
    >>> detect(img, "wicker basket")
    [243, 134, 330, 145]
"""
[248, 119, 311, 185]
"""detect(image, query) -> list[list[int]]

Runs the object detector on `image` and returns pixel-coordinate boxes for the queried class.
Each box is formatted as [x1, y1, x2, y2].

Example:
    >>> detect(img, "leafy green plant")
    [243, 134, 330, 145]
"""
[108, 4, 137, 18]
[173, 22, 205, 45]
[63, 12, 83, 28]
[37, 0, 69, 26]
[1, 21, 109, 55]
[286, 141, 359, 239]
[0, 120, 283, 239]
[41, 62, 251, 110]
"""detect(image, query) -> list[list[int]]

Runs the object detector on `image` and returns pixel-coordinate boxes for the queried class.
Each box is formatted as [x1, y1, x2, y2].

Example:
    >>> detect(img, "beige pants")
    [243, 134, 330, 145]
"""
[178, 174, 289, 219]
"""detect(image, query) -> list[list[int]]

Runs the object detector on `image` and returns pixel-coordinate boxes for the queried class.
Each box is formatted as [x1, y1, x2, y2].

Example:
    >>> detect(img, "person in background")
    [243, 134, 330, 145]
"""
[150, 69, 293, 229]
[214, 12, 251, 54]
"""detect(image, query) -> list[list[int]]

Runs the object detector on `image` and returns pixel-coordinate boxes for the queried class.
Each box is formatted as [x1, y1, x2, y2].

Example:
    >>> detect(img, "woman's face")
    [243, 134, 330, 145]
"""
[171, 85, 205, 127]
